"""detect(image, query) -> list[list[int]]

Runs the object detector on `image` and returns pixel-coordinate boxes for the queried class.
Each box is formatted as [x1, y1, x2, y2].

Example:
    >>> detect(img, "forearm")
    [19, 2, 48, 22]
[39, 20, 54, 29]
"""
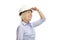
[31, 7, 46, 19]
[37, 10, 46, 19]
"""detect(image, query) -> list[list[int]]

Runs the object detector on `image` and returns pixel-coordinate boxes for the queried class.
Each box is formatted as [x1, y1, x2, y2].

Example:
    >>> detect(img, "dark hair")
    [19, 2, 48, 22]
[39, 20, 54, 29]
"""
[19, 9, 32, 16]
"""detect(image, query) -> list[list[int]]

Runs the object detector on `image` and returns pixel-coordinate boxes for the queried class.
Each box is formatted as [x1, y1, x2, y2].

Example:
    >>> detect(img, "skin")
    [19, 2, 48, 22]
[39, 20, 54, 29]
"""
[21, 10, 32, 23]
[21, 7, 46, 23]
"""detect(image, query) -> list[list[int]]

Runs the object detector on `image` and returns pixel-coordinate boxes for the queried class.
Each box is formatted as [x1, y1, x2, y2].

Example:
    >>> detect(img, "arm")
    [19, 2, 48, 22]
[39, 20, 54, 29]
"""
[31, 19, 45, 27]
[31, 7, 46, 27]
[31, 7, 46, 19]
[17, 26, 24, 40]
[37, 9, 46, 19]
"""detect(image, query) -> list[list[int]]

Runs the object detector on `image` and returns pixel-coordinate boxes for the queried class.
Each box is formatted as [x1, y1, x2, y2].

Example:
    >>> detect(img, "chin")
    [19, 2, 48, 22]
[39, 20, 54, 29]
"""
[29, 19, 31, 21]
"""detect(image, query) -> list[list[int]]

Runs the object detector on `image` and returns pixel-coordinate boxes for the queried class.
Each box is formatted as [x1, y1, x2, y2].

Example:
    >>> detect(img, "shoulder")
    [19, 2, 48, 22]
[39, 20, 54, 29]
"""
[17, 24, 23, 29]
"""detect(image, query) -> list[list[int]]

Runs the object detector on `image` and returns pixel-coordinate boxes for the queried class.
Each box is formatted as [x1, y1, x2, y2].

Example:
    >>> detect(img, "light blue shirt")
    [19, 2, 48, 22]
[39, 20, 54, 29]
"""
[17, 19, 45, 40]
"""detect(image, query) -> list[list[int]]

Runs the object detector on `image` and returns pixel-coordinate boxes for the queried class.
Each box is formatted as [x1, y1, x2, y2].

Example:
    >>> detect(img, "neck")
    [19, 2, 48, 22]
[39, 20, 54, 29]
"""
[22, 19, 29, 23]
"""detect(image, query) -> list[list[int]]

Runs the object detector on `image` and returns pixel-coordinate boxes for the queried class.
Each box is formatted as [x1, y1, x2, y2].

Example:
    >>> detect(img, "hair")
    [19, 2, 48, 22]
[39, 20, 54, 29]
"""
[19, 9, 32, 16]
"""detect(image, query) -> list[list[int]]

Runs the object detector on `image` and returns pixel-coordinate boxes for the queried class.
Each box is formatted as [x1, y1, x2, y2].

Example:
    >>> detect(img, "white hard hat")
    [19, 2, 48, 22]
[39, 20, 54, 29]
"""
[19, 5, 32, 13]
[19, 5, 36, 15]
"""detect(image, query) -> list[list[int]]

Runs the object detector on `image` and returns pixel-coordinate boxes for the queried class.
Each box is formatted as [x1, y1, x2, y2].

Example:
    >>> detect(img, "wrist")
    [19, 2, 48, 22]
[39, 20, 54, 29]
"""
[37, 9, 40, 12]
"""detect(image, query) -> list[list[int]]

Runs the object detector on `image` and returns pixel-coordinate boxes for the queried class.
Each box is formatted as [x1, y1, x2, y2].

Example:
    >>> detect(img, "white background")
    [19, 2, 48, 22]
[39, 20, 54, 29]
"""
[0, 0, 60, 40]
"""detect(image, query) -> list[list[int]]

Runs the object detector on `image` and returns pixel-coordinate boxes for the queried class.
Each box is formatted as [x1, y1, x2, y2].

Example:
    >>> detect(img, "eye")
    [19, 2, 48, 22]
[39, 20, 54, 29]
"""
[27, 11, 30, 13]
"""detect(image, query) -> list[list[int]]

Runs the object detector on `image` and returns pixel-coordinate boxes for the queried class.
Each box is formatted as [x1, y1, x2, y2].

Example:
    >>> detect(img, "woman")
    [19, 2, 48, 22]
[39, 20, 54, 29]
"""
[17, 7, 46, 40]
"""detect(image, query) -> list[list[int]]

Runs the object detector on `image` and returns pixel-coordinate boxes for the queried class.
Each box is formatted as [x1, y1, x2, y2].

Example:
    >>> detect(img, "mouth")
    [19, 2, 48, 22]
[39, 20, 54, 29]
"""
[28, 16, 32, 20]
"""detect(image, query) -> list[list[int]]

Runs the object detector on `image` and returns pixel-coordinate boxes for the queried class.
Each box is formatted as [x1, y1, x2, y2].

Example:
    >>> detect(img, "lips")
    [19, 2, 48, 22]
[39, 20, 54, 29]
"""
[29, 16, 32, 18]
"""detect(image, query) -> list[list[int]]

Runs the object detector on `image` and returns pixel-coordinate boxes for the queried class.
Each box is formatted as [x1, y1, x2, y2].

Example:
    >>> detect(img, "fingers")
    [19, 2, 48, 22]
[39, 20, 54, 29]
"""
[30, 7, 39, 11]
[31, 7, 36, 10]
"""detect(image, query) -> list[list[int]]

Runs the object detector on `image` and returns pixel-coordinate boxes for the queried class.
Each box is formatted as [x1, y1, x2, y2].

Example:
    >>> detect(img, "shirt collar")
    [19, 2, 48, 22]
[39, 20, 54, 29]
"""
[21, 21, 30, 25]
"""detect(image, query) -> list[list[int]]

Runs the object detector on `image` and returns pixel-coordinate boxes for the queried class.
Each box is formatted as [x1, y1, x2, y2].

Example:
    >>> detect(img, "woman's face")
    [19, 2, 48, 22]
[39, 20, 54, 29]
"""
[21, 10, 32, 22]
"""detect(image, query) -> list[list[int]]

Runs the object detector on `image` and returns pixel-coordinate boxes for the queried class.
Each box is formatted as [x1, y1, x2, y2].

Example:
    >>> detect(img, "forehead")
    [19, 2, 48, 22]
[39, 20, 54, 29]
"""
[20, 9, 32, 16]
[24, 10, 32, 13]
[23, 10, 32, 14]
[25, 10, 32, 13]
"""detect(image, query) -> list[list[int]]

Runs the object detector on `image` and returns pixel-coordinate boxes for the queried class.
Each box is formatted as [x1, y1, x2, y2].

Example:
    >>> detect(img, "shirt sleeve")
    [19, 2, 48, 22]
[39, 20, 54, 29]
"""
[31, 19, 45, 27]
[16, 26, 24, 40]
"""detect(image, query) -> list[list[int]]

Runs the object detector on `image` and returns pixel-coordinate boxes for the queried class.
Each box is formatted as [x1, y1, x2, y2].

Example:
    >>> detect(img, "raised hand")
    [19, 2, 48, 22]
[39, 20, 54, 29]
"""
[30, 7, 39, 11]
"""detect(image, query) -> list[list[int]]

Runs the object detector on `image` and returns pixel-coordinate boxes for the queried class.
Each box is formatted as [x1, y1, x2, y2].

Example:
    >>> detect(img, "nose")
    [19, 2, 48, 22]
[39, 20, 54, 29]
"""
[30, 13, 32, 16]
[29, 14, 32, 18]
[30, 14, 32, 17]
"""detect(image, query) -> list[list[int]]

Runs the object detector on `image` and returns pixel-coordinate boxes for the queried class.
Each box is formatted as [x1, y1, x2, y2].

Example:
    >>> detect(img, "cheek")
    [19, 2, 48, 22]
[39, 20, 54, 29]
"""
[23, 15, 27, 20]
[30, 15, 32, 17]
[29, 14, 32, 18]
[24, 14, 32, 20]
[25, 15, 29, 20]
[28, 15, 32, 19]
